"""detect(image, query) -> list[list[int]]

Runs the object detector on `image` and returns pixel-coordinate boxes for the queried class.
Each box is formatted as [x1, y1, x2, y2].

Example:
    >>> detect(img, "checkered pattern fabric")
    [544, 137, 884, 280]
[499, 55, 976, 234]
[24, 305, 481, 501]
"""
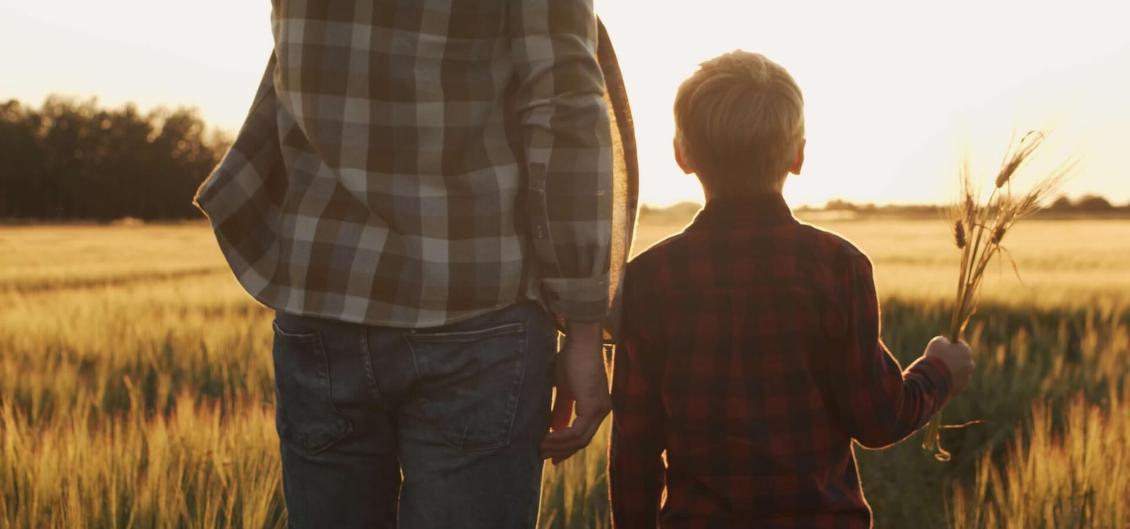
[195, 0, 615, 327]
[610, 194, 953, 529]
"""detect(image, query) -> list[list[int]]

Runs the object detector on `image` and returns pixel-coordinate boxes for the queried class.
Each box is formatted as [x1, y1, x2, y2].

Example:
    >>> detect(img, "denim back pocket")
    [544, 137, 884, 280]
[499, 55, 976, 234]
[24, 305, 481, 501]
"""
[271, 321, 353, 454]
[407, 322, 527, 452]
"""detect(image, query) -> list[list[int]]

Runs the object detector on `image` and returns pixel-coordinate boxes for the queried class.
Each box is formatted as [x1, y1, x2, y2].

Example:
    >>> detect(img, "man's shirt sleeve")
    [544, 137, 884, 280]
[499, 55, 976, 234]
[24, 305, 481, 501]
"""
[509, 0, 614, 322]
[610, 271, 665, 528]
[822, 254, 953, 449]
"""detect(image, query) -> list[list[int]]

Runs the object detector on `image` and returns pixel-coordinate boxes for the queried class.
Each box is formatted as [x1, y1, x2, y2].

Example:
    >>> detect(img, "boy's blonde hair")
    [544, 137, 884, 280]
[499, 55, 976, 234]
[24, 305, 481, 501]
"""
[674, 51, 805, 194]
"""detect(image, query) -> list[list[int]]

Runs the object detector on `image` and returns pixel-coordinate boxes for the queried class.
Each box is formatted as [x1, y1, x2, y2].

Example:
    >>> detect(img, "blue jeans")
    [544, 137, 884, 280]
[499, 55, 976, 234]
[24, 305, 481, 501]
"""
[270, 302, 557, 529]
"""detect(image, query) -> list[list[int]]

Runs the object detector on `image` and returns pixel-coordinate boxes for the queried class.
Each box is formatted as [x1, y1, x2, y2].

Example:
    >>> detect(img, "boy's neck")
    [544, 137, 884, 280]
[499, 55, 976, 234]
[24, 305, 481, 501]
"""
[703, 193, 787, 210]
[702, 182, 786, 203]
[692, 192, 795, 229]
[703, 189, 786, 204]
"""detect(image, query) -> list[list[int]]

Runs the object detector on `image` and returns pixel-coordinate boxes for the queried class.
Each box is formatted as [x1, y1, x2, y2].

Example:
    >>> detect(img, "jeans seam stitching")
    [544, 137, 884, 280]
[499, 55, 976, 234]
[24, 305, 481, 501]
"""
[408, 322, 525, 343]
[402, 333, 423, 380]
[505, 317, 529, 450]
[359, 328, 382, 402]
[310, 329, 353, 452]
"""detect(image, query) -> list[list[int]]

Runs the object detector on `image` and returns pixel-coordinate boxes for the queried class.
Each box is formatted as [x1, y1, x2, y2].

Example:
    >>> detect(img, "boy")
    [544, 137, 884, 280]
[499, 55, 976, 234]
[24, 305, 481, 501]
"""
[609, 51, 975, 528]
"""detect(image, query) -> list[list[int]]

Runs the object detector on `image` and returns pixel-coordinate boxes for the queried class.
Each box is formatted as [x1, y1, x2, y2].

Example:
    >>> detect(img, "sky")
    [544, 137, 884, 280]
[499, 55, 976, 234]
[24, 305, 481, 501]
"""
[2, 0, 1129, 207]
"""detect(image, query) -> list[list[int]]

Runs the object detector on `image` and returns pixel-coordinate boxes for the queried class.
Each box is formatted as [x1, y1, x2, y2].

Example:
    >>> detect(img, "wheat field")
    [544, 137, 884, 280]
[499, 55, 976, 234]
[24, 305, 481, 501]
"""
[2, 216, 1128, 529]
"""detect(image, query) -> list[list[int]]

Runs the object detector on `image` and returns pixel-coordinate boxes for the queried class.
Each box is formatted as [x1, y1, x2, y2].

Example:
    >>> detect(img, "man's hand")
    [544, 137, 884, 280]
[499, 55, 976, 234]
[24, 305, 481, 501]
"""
[924, 336, 975, 393]
[540, 320, 611, 464]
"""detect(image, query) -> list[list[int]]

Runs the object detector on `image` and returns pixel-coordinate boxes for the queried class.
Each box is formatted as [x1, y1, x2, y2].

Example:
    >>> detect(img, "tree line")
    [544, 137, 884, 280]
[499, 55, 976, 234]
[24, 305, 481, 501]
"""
[0, 97, 230, 221]
[821, 195, 1129, 215]
[3, 96, 1127, 221]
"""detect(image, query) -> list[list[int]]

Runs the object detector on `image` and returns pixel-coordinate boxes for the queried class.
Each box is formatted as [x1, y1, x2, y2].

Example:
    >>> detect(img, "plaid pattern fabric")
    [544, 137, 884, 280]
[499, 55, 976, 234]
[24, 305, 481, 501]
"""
[194, 0, 615, 327]
[610, 194, 953, 529]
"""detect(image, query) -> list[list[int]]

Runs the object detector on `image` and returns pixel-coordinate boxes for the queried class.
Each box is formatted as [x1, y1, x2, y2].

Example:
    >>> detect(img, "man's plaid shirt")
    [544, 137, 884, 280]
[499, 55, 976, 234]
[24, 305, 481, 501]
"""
[195, 0, 615, 327]
[610, 195, 953, 528]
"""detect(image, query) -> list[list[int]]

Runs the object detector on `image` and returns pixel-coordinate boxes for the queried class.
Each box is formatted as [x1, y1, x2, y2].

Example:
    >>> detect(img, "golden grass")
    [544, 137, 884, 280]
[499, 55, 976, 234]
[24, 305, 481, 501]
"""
[951, 390, 1130, 529]
[1, 397, 284, 529]
[0, 223, 225, 292]
[635, 217, 1130, 308]
[1, 221, 1128, 529]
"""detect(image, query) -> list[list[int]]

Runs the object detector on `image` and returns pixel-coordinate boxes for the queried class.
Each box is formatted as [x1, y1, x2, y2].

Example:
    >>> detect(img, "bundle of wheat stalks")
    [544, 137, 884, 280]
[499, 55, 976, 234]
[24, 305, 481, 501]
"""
[921, 130, 1074, 461]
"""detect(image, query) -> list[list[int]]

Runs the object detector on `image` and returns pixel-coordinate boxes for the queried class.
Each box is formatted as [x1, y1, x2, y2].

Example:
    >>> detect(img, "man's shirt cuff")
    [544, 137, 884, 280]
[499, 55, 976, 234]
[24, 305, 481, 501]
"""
[541, 274, 609, 322]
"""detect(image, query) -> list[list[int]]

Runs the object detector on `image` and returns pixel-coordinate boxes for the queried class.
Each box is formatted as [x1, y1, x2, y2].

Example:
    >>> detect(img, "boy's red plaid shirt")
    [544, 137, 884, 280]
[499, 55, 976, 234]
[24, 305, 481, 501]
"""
[610, 194, 953, 529]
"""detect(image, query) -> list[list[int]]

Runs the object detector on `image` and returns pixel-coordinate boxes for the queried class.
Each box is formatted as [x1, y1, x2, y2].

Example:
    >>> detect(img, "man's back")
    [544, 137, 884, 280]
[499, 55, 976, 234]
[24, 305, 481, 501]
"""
[197, 0, 613, 327]
[611, 194, 953, 528]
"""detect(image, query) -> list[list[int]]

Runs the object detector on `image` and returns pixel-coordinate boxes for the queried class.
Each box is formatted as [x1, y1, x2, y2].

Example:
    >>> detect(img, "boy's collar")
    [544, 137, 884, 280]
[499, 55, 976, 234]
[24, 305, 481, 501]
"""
[688, 193, 796, 230]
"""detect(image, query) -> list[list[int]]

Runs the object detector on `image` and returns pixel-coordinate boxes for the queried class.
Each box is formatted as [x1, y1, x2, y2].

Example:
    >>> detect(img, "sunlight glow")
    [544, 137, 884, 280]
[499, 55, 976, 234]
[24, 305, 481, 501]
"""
[2, 0, 1128, 206]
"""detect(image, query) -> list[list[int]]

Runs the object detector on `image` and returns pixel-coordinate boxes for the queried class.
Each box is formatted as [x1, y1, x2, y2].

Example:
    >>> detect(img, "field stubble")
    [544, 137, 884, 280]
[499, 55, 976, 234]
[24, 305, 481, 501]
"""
[1, 217, 1128, 528]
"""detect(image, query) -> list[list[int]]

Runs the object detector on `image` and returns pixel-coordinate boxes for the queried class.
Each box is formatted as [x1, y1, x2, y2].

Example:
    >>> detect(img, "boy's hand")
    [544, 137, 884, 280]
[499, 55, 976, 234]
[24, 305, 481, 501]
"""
[541, 320, 611, 464]
[924, 336, 975, 393]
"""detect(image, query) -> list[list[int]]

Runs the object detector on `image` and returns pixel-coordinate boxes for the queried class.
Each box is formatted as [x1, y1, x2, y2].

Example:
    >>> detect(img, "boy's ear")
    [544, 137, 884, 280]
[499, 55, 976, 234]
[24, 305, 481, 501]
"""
[674, 137, 695, 175]
[788, 139, 806, 176]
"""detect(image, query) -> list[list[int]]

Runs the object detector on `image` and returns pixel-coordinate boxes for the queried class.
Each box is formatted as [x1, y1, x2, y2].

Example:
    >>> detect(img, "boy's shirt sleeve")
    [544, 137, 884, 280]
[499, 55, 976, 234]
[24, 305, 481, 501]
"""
[822, 254, 953, 449]
[609, 271, 665, 529]
[509, 0, 613, 322]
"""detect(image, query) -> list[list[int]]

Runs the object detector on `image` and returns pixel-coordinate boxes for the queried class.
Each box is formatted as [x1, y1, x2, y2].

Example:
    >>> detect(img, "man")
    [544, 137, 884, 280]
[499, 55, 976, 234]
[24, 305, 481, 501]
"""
[195, 2, 635, 527]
